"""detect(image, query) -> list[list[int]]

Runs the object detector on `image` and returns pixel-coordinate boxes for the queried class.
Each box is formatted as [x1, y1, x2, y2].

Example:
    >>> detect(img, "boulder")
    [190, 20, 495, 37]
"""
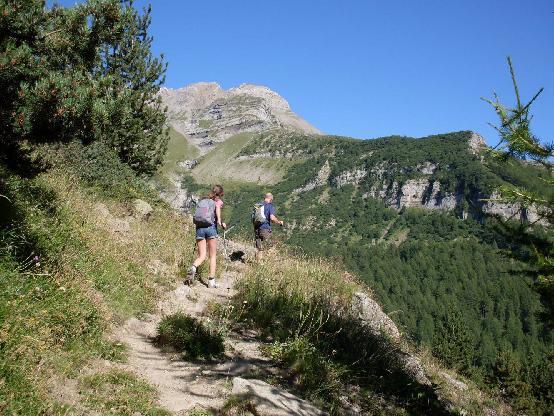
[94, 203, 131, 235]
[132, 199, 153, 220]
[178, 159, 198, 169]
[351, 292, 401, 341]
[399, 353, 432, 386]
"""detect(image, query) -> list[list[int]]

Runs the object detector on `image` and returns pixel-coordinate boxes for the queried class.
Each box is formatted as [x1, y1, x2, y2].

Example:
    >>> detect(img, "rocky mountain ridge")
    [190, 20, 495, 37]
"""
[159, 82, 321, 153]
[158, 81, 548, 225]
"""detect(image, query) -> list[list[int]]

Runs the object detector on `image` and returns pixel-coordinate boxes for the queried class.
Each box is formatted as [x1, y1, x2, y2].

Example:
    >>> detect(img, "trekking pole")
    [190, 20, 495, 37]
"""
[222, 224, 237, 291]
[223, 227, 230, 291]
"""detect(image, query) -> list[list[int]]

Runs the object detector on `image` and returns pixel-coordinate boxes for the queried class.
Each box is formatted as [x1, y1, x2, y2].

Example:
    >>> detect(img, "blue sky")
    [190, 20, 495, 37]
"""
[52, 1, 553, 145]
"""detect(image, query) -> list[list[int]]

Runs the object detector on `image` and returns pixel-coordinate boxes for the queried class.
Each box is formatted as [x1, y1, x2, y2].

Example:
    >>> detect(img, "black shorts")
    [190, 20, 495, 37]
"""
[255, 228, 272, 250]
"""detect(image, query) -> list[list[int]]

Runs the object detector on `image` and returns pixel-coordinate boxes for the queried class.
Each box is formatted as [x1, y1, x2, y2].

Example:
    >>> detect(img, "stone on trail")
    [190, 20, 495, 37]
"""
[231, 377, 328, 416]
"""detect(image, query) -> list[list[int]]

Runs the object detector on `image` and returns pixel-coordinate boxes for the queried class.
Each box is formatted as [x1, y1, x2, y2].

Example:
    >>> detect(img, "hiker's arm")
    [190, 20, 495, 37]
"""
[270, 214, 284, 226]
[216, 205, 226, 229]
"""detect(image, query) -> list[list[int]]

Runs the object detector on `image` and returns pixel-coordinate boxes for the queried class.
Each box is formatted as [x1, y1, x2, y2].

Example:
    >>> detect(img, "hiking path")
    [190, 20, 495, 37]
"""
[115, 241, 326, 416]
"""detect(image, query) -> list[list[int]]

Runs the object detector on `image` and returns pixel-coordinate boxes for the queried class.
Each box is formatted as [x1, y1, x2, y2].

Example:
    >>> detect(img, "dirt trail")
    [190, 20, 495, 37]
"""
[116, 252, 276, 414]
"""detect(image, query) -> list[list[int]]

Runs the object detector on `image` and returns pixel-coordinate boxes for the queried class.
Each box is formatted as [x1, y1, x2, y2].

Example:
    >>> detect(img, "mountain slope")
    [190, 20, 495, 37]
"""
[1, 145, 512, 415]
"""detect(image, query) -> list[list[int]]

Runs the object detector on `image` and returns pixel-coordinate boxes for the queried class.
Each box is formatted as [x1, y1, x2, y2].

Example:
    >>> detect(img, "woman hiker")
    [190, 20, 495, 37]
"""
[186, 185, 226, 288]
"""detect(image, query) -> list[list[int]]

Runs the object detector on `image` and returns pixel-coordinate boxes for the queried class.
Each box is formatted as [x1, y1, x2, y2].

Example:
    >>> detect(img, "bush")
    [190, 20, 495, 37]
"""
[45, 141, 157, 201]
[155, 313, 224, 360]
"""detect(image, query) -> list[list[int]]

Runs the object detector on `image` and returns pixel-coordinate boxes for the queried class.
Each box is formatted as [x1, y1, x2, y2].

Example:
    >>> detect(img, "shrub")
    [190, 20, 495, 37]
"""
[43, 141, 158, 201]
[155, 313, 224, 360]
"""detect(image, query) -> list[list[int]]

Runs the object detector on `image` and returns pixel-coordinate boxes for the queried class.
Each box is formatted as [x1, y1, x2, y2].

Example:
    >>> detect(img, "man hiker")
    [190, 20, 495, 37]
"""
[252, 192, 284, 260]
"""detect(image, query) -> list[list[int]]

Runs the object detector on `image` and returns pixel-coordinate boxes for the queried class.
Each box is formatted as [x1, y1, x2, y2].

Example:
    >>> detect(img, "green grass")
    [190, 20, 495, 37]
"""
[219, 395, 259, 415]
[265, 336, 347, 411]
[198, 119, 214, 129]
[191, 132, 299, 185]
[0, 156, 194, 413]
[81, 369, 171, 416]
[226, 250, 503, 415]
[160, 126, 201, 176]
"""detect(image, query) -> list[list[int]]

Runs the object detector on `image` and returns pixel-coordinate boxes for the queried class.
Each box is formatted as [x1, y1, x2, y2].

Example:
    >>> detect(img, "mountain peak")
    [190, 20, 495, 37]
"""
[161, 82, 321, 152]
[229, 83, 291, 111]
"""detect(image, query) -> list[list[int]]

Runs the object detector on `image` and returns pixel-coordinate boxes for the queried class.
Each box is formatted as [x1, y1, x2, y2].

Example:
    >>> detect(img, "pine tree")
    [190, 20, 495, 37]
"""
[432, 305, 474, 372]
[482, 57, 553, 325]
[94, 0, 169, 174]
[0, 0, 168, 174]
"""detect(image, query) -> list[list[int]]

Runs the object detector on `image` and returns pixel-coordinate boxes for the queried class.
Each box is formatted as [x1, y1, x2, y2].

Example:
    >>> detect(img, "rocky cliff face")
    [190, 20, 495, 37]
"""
[159, 82, 321, 153]
[285, 132, 545, 222]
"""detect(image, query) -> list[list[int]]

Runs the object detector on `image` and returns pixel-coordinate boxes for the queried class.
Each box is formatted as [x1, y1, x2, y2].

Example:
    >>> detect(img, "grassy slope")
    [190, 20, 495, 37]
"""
[227, 245, 509, 415]
[191, 132, 300, 185]
[160, 126, 201, 177]
[0, 165, 192, 415]
[0, 157, 511, 415]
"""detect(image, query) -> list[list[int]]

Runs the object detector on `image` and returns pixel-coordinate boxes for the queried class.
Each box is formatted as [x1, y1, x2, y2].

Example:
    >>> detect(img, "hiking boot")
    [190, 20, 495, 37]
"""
[185, 265, 196, 285]
[208, 277, 218, 288]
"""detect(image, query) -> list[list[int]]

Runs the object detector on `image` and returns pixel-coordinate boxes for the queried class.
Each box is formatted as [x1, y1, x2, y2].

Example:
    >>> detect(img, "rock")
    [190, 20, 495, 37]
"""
[148, 259, 169, 277]
[293, 160, 331, 193]
[158, 174, 198, 212]
[468, 132, 486, 154]
[480, 190, 550, 225]
[159, 82, 321, 154]
[231, 377, 328, 416]
[440, 371, 468, 391]
[397, 179, 430, 209]
[351, 292, 401, 341]
[417, 162, 438, 175]
[177, 159, 198, 169]
[399, 353, 432, 386]
[333, 168, 368, 188]
[132, 199, 153, 220]
[109, 218, 131, 234]
[93, 202, 111, 217]
[93, 203, 131, 235]
[365, 178, 461, 212]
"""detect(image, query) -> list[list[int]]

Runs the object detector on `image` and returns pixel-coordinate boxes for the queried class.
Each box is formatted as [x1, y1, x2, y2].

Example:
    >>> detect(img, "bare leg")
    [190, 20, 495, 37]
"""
[193, 239, 207, 268]
[207, 238, 217, 277]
